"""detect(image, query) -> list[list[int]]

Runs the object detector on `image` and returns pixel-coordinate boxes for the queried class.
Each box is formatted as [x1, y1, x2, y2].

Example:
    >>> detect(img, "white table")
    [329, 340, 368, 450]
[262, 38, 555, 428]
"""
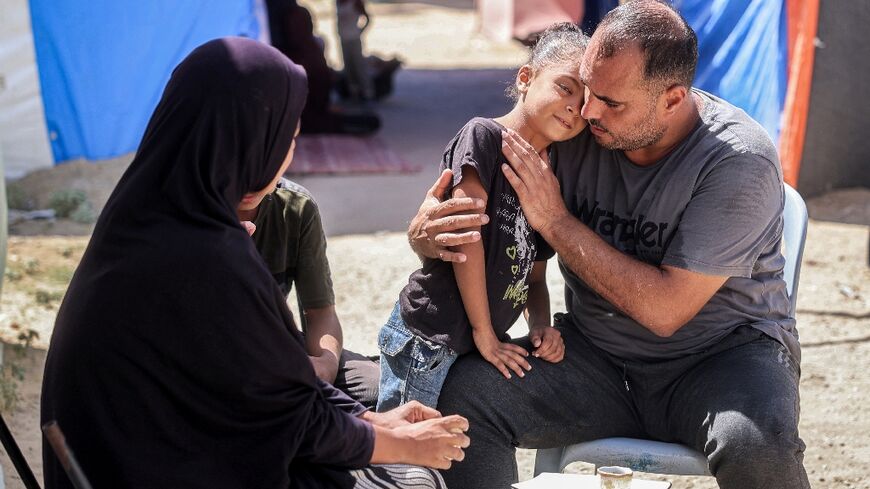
[513, 473, 671, 489]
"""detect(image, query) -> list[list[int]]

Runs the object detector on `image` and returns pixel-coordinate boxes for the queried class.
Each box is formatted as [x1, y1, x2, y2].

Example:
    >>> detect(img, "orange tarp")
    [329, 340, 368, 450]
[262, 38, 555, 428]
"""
[779, 0, 820, 187]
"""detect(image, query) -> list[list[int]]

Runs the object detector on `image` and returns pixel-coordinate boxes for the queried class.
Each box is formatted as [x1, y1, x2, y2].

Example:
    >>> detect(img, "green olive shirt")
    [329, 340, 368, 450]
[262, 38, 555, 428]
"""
[251, 178, 335, 309]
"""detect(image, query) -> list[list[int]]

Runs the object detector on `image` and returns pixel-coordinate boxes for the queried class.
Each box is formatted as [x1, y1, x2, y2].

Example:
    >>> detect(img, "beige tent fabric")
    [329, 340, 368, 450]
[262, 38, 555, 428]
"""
[0, 0, 54, 178]
[478, 0, 583, 43]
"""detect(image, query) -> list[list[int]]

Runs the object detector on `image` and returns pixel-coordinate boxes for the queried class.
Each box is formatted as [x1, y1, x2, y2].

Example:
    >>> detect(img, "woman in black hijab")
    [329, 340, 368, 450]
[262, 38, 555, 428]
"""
[40, 37, 467, 489]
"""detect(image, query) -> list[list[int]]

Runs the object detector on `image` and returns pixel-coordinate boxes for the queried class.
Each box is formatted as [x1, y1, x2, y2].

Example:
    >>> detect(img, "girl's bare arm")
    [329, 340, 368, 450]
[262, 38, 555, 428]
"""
[452, 166, 530, 378]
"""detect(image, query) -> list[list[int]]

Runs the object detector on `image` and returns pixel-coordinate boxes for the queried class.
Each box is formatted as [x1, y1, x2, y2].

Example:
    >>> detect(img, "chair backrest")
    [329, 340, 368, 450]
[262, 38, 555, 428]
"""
[781, 184, 808, 317]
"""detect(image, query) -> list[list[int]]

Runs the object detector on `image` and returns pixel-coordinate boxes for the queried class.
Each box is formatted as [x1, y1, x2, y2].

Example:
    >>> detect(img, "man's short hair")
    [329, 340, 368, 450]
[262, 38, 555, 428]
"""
[595, 0, 698, 90]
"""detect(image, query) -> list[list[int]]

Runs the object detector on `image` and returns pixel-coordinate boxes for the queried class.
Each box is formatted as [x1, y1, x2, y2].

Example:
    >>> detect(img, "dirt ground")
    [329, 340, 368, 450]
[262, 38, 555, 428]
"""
[1, 0, 869, 487]
[2, 218, 869, 488]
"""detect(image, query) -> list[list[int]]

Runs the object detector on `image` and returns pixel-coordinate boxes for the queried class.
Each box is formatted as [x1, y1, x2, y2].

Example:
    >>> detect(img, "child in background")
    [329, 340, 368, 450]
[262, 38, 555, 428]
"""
[336, 0, 373, 101]
[334, 0, 404, 103]
[378, 23, 589, 410]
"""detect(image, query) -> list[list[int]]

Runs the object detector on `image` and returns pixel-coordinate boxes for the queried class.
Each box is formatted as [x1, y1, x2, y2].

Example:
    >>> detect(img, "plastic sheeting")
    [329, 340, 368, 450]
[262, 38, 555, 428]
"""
[26, 0, 789, 165]
[779, 0, 819, 187]
[29, 0, 261, 164]
[581, 0, 618, 34]
[675, 0, 787, 140]
[0, 0, 54, 177]
[584, 0, 787, 141]
[478, 0, 584, 43]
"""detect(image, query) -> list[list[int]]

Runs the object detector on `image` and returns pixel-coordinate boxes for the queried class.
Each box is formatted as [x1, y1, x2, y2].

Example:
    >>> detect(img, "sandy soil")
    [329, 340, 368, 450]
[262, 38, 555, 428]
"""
[1, 220, 869, 488]
[1, 1, 869, 487]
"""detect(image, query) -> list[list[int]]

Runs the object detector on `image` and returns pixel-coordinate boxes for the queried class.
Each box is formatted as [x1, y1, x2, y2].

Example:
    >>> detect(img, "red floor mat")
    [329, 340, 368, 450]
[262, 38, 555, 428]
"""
[286, 135, 420, 175]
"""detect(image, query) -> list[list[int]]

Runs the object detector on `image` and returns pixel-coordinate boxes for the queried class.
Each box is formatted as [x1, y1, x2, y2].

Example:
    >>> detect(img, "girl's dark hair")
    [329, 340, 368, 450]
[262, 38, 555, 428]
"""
[507, 22, 589, 101]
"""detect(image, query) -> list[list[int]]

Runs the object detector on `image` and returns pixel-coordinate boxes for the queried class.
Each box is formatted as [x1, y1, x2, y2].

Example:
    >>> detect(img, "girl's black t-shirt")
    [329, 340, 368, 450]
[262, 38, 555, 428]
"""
[399, 117, 554, 355]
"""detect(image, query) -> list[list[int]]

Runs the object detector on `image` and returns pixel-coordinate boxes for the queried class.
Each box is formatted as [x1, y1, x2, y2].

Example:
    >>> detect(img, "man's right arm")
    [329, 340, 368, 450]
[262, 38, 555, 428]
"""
[408, 169, 490, 263]
[498, 130, 733, 337]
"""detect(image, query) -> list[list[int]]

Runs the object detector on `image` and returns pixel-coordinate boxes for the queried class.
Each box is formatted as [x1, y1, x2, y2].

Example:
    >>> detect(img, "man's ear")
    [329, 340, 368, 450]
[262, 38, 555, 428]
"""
[661, 84, 688, 114]
[516, 65, 533, 94]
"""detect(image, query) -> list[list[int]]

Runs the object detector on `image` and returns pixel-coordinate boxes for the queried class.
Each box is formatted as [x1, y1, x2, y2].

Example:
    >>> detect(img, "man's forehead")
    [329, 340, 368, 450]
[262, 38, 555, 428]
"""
[579, 40, 645, 88]
[579, 38, 609, 80]
[578, 48, 595, 79]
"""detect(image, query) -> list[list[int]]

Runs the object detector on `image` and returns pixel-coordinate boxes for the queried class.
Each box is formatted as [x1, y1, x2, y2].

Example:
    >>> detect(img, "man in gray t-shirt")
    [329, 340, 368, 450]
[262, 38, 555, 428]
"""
[408, 2, 809, 489]
[550, 88, 798, 364]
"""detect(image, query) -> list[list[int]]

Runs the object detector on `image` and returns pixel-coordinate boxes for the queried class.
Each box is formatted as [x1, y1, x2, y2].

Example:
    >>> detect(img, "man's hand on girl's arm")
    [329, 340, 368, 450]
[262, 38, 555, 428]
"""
[408, 169, 489, 263]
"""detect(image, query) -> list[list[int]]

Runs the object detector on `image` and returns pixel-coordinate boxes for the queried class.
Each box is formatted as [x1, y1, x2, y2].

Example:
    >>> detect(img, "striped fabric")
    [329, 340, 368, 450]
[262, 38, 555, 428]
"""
[350, 464, 447, 489]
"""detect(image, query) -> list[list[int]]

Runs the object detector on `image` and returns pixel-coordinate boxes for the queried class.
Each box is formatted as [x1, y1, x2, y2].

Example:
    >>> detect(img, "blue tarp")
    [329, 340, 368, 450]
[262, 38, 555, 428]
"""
[581, 0, 619, 34]
[30, 1, 786, 164]
[30, 0, 260, 163]
[585, 0, 787, 140]
[674, 0, 787, 139]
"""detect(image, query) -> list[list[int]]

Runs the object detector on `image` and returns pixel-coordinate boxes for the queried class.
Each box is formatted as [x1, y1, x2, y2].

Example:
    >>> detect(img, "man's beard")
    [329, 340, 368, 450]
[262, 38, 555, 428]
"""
[589, 109, 666, 152]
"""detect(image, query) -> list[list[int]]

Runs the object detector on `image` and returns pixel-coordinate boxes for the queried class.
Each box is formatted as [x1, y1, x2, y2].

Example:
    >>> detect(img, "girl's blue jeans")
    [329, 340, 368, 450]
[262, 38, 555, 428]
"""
[376, 303, 459, 411]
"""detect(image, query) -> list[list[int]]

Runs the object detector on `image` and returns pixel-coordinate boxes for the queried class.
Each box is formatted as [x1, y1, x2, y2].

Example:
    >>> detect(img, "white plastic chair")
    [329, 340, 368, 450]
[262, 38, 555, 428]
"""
[534, 183, 809, 477]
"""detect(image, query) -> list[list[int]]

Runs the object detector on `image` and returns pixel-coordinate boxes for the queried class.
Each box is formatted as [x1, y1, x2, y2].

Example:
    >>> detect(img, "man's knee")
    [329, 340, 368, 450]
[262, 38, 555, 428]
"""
[437, 356, 478, 412]
[437, 354, 502, 416]
[707, 410, 805, 470]
[705, 410, 809, 488]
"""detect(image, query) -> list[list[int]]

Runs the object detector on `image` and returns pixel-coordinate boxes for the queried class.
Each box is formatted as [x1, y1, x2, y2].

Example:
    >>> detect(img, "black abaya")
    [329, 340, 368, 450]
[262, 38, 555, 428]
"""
[41, 37, 373, 489]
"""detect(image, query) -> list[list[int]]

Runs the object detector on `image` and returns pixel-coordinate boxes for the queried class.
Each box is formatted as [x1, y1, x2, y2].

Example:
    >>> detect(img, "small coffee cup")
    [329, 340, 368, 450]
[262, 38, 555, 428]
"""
[597, 466, 633, 489]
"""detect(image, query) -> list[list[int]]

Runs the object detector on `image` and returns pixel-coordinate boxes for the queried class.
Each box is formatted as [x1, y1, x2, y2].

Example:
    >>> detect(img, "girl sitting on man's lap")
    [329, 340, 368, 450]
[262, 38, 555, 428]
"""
[377, 23, 590, 411]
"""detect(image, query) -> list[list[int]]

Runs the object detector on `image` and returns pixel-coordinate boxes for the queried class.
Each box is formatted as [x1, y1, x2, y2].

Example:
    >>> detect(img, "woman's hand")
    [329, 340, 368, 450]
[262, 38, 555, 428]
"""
[241, 220, 256, 236]
[472, 328, 531, 379]
[360, 401, 441, 429]
[371, 415, 470, 469]
[529, 326, 565, 363]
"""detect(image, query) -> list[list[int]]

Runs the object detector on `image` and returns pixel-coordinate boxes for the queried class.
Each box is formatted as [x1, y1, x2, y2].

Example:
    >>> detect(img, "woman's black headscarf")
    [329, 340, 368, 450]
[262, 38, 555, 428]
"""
[41, 37, 374, 489]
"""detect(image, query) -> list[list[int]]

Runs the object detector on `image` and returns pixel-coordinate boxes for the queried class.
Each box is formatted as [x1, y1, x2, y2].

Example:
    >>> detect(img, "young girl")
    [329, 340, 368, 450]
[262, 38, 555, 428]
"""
[378, 23, 589, 411]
